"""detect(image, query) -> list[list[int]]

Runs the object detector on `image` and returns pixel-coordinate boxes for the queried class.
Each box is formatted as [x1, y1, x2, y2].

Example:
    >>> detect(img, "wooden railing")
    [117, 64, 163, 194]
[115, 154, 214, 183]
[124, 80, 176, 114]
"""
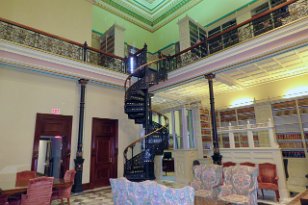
[1, 0, 306, 74]
[164, 0, 306, 71]
[0, 17, 127, 73]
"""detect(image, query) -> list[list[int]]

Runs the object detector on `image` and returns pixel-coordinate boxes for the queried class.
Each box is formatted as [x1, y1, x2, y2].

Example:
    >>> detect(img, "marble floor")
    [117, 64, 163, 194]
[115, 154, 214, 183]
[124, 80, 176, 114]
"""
[51, 187, 113, 205]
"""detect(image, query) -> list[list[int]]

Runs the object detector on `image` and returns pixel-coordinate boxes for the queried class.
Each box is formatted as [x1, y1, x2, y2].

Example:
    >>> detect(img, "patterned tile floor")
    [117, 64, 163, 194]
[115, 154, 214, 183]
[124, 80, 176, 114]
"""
[51, 188, 114, 205]
[51, 180, 180, 205]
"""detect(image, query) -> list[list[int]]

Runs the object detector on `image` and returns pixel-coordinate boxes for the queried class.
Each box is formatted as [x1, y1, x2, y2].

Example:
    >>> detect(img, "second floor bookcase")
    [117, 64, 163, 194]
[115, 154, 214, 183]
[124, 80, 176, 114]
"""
[189, 20, 207, 57]
[252, 0, 289, 36]
[272, 97, 308, 158]
[208, 19, 238, 54]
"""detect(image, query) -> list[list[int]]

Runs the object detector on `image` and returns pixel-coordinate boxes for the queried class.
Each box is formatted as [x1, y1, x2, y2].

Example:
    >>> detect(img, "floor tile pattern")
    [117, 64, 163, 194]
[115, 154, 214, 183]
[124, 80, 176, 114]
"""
[51, 188, 113, 205]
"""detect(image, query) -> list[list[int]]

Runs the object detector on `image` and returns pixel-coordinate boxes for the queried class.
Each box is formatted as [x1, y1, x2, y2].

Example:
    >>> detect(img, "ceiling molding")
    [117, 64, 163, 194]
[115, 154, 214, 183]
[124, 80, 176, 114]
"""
[93, 0, 202, 32]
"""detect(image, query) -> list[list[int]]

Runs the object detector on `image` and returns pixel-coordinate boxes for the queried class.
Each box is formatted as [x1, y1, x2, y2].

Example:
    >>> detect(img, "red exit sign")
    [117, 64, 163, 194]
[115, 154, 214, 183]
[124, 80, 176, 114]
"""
[51, 108, 61, 114]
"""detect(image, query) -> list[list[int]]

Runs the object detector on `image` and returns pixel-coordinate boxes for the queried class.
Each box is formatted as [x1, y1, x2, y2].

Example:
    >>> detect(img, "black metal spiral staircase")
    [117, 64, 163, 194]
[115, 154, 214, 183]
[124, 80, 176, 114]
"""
[123, 45, 169, 181]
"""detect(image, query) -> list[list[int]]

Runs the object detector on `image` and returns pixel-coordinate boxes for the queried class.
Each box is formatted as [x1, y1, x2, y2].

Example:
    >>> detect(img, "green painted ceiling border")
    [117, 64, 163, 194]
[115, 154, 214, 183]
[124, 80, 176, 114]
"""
[204, 0, 257, 28]
[152, 0, 199, 25]
[99, 0, 153, 25]
[92, 29, 104, 36]
[131, 0, 168, 12]
[98, 0, 198, 26]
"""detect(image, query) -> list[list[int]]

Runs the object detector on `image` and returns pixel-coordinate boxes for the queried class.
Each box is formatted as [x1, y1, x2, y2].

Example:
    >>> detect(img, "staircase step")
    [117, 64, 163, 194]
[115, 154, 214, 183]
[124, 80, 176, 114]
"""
[126, 95, 145, 102]
[128, 113, 145, 119]
[125, 102, 144, 107]
[125, 107, 145, 113]
[135, 118, 145, 124]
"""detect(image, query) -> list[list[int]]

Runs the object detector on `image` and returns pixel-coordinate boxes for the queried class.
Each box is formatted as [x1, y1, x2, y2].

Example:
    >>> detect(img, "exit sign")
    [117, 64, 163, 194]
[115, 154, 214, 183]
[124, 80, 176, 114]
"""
[51, 108, 61, 114]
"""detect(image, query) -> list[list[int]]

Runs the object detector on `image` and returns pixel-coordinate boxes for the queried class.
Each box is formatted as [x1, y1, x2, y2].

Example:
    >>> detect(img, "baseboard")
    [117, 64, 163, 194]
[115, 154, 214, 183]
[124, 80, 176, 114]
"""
[82, 183, 91, 190]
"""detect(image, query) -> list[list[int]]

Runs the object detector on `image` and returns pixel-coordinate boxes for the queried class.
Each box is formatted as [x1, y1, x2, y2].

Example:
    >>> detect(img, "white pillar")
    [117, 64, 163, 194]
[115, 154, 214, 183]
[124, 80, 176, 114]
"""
[181, 108, 190, 149]
[113, 24, 125, 58]
[178, 16, 191, 51]
[171, 111, 176, 150]
[247, 121, 255, 148]
[228, 122, 235, 148]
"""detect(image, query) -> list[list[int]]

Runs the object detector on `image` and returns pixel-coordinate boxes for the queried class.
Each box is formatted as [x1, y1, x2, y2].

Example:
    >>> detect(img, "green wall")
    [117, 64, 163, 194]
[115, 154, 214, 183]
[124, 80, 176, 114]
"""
[151, 0, 256, 51]
[92, 6, 153, 50]
[92, 0, 256, 52]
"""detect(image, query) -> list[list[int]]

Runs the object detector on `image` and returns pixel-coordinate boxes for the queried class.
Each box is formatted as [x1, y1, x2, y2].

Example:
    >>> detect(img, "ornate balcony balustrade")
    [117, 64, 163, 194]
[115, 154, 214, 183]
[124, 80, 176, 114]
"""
[0, 18, 127, 73]
[0, 0, 306, 74]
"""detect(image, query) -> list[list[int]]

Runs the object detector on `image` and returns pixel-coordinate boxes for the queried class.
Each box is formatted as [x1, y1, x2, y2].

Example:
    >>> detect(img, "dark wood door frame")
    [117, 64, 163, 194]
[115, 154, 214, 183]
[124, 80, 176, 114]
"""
[32, 113, 73, 177]
[90, 118, 118, 188]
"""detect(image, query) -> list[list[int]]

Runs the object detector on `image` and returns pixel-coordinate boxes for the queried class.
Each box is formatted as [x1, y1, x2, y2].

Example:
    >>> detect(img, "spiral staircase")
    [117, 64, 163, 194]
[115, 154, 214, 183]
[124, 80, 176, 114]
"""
[123, 45, 169, 181]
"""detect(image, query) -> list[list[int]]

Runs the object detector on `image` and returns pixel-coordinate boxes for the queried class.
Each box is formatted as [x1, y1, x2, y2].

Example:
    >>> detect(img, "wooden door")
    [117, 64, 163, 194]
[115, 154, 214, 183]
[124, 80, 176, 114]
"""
[32, 113, 72, 178]
[90, 118, 118, 187]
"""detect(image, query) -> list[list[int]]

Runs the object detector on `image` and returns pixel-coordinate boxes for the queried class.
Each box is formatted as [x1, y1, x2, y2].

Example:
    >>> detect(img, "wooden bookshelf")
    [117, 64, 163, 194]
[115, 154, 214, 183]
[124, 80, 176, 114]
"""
[272, 99, 306, 158]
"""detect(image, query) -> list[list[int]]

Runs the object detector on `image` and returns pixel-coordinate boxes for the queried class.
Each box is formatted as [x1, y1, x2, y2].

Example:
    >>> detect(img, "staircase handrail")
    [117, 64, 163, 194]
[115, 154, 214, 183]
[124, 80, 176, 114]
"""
[123, 111, 169, 161]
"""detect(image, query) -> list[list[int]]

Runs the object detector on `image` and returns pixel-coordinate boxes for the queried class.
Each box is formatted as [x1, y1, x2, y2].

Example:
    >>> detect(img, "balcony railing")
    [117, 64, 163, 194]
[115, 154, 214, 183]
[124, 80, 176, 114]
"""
[0, 0, 306, 74]
[165, 0, 307, 71]
[0, 17, 127, 73]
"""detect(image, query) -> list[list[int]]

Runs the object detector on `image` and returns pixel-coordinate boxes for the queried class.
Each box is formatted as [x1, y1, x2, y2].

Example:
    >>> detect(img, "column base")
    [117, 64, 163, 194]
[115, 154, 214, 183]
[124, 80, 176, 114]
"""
[72, 156, 84, 193]
[211, 152, 222, 165]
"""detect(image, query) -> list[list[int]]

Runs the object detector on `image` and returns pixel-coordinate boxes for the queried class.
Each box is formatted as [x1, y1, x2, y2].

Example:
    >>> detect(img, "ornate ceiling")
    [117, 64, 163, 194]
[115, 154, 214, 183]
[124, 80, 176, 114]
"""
[93, 0, 202, 31]
[151, 45, 308, 111]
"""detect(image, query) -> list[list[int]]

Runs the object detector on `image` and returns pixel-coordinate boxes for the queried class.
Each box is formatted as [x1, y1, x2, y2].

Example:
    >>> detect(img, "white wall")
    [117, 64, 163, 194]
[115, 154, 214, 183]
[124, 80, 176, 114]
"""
[0, 65, 140, 184]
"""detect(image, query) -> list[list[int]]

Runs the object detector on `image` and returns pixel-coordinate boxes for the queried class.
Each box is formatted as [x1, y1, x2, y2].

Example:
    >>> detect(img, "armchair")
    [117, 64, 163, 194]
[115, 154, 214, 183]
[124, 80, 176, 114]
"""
[191, 164, 223, 199]
[20, 176, 54, 205]
[51, 169, 76, 205]
[258, 163, 279, 202]
[219, 165, 258, 205]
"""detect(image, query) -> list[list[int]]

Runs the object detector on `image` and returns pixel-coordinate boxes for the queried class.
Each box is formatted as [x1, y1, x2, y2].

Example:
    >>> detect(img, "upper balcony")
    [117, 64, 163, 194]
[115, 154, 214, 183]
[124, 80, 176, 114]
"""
[0, 0, 307, 90]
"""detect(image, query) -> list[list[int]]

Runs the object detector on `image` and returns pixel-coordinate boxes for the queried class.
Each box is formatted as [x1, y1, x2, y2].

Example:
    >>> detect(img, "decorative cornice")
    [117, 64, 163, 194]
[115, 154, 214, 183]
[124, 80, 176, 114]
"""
[0, 39, 127, 88]
[93, 0, 202, 32]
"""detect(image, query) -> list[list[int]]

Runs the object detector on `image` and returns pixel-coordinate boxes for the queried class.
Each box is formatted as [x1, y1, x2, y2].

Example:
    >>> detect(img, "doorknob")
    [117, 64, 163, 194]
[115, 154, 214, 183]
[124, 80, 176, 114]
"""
[109, 158, 113, 163]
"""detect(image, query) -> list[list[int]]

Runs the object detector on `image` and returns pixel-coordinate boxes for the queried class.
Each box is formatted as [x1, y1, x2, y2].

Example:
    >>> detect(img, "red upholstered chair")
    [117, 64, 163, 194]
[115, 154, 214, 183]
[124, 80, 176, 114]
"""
[240, 162, 256, 167]
[258, 163, 280, 202]
[51, 169, 76, 205]
[19, 176, 54, 205]
[15, 171, 37, 187]
[0, 195, 8, 205]
[222, 161, 236, 167]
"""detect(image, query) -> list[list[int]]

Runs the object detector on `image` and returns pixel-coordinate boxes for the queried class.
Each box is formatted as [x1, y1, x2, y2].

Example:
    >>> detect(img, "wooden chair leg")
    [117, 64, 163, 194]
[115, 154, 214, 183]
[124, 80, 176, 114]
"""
[275, 190, 280, 202]
[60, 198, 64, 205]
[261, 189, 264, 199]
[67, 197, 70, 205]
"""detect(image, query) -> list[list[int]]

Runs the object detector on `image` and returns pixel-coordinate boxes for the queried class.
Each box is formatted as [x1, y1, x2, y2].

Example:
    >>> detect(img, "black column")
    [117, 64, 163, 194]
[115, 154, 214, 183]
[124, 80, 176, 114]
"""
[72, 78, 88, 193]
[204, 73, 222, 165]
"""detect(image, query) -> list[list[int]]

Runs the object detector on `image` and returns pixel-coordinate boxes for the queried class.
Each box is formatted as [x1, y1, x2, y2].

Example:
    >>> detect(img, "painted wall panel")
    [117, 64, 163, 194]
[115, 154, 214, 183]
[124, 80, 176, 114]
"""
[0, 0, 92, 44]
[0, 66, 140, 183]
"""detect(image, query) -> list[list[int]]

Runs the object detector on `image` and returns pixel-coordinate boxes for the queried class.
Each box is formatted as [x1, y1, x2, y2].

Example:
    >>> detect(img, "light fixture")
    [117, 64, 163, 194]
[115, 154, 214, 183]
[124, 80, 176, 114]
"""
[283, 86, 308, 99]
[229, 97, 254, 108]
[129, 56, 135, 74]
